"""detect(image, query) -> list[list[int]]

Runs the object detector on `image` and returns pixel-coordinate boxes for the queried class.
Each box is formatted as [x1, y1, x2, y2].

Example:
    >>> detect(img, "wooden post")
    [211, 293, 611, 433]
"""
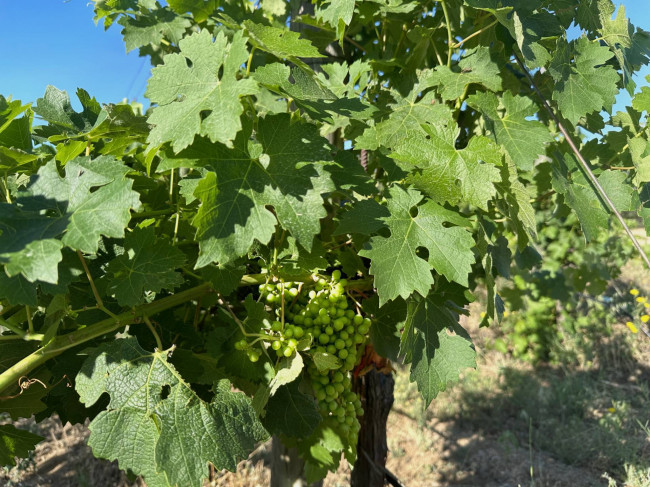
[351, 365, 395, 487]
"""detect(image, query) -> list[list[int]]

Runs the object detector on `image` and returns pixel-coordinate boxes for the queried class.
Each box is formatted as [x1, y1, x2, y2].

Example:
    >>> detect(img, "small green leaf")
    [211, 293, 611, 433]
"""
[0, 424, 43, 467]
[105, 227, 186, 306]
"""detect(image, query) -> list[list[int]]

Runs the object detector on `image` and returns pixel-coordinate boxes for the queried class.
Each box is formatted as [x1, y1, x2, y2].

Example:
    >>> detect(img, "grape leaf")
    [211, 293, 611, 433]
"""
[364, 295, 407, 362]
[118, 7, 191, 52]
[312, 351, 342, 372]
[468, 91, 552, 171]
[201, 263, 246, 296]
[390, 123, 502, 209]
[551, 153, 630, 241]
[33, 86, 101, 139]
[405, 295, 476, 407]
[0, 96, 35, 172]
[253, 63, 372, 123]
[263, 381, 321, 438]
[146, 29, 258, 152]
[549, 37, 619, 125]
[105, 227, 186, 306]
[317, 0, 355, 42]
[0, 271, 37, 306]
[76, 337, 268, 487]
[466, 0, 561, 68]
[425, 46, 502, 101]
[0, 157, 140, 283]
[243, 20, 324, 61]
[355, 75, 452, 150]
[495, 158, 537, 247]
[358, 186, 475, 305]
[0, 424, 43, 467]
[192, 114, 334, 267]
[334, 199, 390, 236]
[167, 0, 217, 23]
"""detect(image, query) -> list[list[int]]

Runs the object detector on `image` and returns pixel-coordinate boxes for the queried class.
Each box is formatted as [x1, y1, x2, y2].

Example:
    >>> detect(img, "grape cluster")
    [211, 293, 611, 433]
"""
[239, 270, 369, 443]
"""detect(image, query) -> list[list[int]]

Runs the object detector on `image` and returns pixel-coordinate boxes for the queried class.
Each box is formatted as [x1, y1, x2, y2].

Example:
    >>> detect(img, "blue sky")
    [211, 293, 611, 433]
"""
[0, 1, 649, 113]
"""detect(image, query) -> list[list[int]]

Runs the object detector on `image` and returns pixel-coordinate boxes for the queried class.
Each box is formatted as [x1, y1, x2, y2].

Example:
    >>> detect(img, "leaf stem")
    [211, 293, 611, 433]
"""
[440, 0, 454, 67]
[142, 314, 163, 351]
[77, 250, 104, 309]
[25, 307, 34, 334]
[245, 47, 257, 77]
[513, 52, 650, 271]
[0, 317, 26, 337]
[131, 208, 175, 219]
[452, 19, 497, 48]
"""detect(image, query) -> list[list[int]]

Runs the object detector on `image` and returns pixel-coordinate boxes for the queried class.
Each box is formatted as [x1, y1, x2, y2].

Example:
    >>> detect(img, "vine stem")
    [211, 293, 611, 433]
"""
[0, 283, 212, 395]
[440, 0, 453, 67]
[452, 19, 498, 48]
[513, 53, 650, 271]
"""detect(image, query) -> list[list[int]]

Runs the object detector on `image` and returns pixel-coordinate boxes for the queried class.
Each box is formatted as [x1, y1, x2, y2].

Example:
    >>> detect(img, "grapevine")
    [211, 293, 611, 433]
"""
[1, 0, 650, 485]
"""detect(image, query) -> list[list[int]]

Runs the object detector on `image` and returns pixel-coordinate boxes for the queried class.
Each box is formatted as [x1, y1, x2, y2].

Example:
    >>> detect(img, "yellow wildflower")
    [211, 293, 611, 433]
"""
[626, 321, 639, 334]
[608, 407, 616, 413]
[503, 311, 510, 318]
[645, 302, 650, 309]
[480, 311, 486, 318]
[642, 315, 650, 323]
[636, 297, 647, 304]
[630, 289, 640, 296]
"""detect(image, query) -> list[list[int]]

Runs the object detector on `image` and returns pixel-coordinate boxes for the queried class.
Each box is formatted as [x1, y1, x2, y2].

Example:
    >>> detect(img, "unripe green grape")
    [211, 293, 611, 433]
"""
[294, 315, 304, 325]
[327, 344, 337, 354]
[354, 334, 364, 344]
[328, 401, 338, 412]
[247, 350, 260, 362]
[319, 334, 330, 345]
[320, 315, 331, 325]
[340, 331, 349, 340]
[358, 324, 370, 335]
[325, 326, 334, 335]
[345, 338, 353, 348]
[325, 384, 336, 396]
[293, 327, 304, 338]
[332, 270, 342, 281]
[333, 371, 344, 383]
[266, 293, 277, 303]
[284, 328, 294, 338]
[318, 308, 328, 317]
[319, 376, 329, 385]
[271, 340, 282, 351]
[335, 339, 345, 350]
[287, 287, 299, 297]
[334, 383, 345, 394]
[338, 349, 349, 360]
[353, 315, 364, 325]
[304, 317, 313, 326]
[316, 390, 327, 401]
[282, 347, 293, 357]
[271, 321, 282, 332]
[339, 278, 348, 287]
